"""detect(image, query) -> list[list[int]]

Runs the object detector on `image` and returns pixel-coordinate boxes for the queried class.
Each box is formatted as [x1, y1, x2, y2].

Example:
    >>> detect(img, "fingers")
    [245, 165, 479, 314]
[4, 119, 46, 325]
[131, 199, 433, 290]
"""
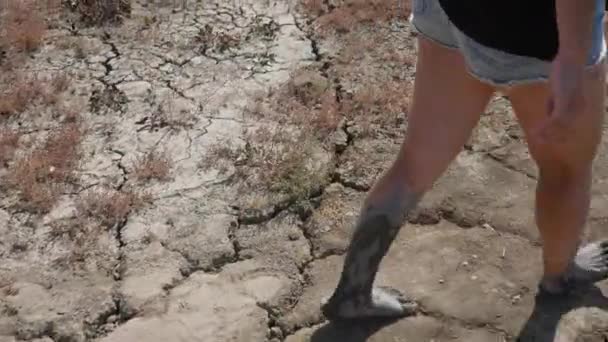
[537, 112, 577, 144]
[538, 121, 566, 144]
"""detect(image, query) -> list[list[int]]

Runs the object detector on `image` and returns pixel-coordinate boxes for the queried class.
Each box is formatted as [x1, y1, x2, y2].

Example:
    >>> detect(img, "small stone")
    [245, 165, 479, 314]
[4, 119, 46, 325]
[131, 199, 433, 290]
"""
[438, 279, 444, 284]
[270, 327, 283, 339]
[471, 275, 478, 280]
[330, 128, 348, 153]
[106, 315, 118, 324]
[287, 231, 300, 241]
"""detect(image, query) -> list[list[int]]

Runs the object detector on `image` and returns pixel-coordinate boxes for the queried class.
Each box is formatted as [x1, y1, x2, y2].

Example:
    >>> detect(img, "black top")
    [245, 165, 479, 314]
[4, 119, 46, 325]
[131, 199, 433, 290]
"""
[437, 0, 560, 61]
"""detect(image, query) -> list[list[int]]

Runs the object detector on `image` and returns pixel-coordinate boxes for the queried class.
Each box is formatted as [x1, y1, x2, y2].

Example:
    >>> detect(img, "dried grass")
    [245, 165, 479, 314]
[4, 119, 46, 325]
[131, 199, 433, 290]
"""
[64, 0, 132, 27]
[0, 129, 20, 167]
[132, 150, 171, 182]
[8, 123, 82, 213]
[76, 187, 150, 228]
[0, 73, 71, 116]
[1, 0, 47, 53]
[203, 51, 412, 203]
[302, 0, 410, 34]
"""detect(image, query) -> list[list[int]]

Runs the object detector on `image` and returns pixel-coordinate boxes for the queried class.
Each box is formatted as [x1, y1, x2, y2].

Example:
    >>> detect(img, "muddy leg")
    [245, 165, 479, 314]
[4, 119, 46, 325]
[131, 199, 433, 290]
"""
[321, 182, 421, 319]
[321, 36, 495, 320]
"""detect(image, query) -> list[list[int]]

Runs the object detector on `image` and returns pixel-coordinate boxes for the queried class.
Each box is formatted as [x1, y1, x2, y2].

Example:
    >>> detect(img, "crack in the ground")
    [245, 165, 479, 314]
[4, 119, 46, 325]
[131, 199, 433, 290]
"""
[157, 213, 242, 297]
[238, 199, 293, 225]
[162, 78, 192, 101]
[418, 305, 511, 340]
[332, 173, 371, 192]
[100, 33, 119, 79]
[486, 152, 538, 180]
[227, 218, 242, 268]
[82, 292, 130, 340]
[258, 301, 285, 342]
[159, 240, 206, 278]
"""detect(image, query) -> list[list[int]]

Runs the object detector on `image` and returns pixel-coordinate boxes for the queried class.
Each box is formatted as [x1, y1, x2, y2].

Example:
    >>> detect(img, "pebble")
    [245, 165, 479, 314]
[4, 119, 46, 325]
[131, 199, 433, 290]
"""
[270, 327, 283, 339]
[288, 230, 300, 241]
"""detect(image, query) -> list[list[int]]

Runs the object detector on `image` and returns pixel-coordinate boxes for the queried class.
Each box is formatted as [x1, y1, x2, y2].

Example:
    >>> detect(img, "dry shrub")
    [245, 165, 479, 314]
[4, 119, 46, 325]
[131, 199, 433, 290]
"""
[204, 71, 340, 202]
[205, 68, 411, 203]
[245, 126, 329, 199]
[280, 70, 410, 138]
[340, 80, 412, 136]
[132, 150, 171, 182]
[0, 73, 71, 116]
[277, 69, 342, 139]
[0, 129, 20, 167]
[203, 124, 330, 202]
[301, 0, 325, 16]
[76, 187, 149, 228]
[8, 123, 82, 213]
[194, 24, 241, 54]
[337, 36, 376, 64]
[381, 48, 416, 67]
[305, 0, 410, 34]
[0, 76, 44, 116]
[64, 0, 132, 26]
[1, 0, 47, 53]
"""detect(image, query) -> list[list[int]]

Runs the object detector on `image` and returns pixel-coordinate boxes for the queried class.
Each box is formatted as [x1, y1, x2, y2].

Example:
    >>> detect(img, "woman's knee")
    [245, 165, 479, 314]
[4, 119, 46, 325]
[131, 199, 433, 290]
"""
[533, 147, 594, 186]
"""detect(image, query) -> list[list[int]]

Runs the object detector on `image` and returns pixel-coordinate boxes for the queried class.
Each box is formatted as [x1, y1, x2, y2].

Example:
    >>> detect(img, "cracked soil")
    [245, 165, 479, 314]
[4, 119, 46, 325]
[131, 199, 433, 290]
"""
[2, 1, 608, 341]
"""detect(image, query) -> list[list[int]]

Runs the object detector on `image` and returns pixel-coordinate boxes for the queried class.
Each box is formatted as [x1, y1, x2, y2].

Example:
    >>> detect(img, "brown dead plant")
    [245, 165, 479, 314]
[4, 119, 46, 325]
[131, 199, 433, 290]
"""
[64, 0, 132, 27]
[8, 122, 82, 213]
[0, 72, 71, 117]
[302, 0, 410, 35]
[132, 150, 171, 183]
[195, 24, 241, 54]
[76, 187, 149, 229]
[0, 129, 20, 167]
[204, 66, 411, 204]
[1, 0, 47, 54]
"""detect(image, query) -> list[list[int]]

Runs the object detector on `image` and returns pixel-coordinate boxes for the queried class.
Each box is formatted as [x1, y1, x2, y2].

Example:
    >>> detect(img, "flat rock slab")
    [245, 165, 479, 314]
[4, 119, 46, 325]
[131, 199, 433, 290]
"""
[100, 260, 294, 342]
[418, 151, 539, 240]
[237, 213, 312, 276]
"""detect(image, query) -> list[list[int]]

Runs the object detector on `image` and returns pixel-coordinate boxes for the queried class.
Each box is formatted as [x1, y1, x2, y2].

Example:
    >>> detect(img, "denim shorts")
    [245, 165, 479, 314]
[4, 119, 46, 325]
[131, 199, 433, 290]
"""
[410, 0, 607, 87]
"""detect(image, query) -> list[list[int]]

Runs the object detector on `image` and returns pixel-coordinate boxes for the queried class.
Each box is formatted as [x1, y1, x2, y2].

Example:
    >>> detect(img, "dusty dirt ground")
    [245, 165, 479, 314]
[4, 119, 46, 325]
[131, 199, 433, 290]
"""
[3, 1, 608, 341]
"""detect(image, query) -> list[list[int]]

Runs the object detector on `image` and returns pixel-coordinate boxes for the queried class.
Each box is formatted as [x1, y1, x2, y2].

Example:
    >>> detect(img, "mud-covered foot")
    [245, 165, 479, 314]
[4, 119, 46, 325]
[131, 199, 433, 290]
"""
[540, 240, 608, 295]
[321, 287, 418, 321]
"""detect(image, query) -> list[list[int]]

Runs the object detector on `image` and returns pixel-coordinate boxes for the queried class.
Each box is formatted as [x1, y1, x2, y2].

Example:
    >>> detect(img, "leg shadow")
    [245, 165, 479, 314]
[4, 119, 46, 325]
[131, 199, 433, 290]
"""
[310, 317, 402, 342]
[516, 284, 608, 342]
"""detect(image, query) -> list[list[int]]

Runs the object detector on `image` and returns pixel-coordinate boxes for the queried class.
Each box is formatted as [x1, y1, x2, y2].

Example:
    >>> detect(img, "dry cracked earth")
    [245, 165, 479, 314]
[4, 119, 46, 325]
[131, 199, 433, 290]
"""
[3, 1, 608, 342]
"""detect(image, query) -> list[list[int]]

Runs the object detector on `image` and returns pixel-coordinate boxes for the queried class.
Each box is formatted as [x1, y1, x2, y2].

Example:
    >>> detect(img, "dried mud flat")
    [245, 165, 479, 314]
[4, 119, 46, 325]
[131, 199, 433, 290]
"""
[2, 1, 608, 342]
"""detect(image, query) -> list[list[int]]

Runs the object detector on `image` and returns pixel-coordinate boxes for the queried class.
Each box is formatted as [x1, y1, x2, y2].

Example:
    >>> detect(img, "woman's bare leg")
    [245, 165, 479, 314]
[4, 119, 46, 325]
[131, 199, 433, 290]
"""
[507, 60, 607, 294]
[322, 37, 495, 319]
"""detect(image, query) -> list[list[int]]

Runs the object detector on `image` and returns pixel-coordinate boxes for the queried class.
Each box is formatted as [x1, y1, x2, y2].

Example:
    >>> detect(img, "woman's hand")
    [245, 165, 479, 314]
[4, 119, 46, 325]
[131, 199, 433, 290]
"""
[537, 55, 587, 144]
[539, 0, 596, 144]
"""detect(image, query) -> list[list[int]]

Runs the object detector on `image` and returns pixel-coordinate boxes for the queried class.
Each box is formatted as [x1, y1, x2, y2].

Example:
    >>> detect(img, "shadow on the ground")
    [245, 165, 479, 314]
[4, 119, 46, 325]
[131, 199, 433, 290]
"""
[309, 317, 402, 342]
[516, 284, 608, 342]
